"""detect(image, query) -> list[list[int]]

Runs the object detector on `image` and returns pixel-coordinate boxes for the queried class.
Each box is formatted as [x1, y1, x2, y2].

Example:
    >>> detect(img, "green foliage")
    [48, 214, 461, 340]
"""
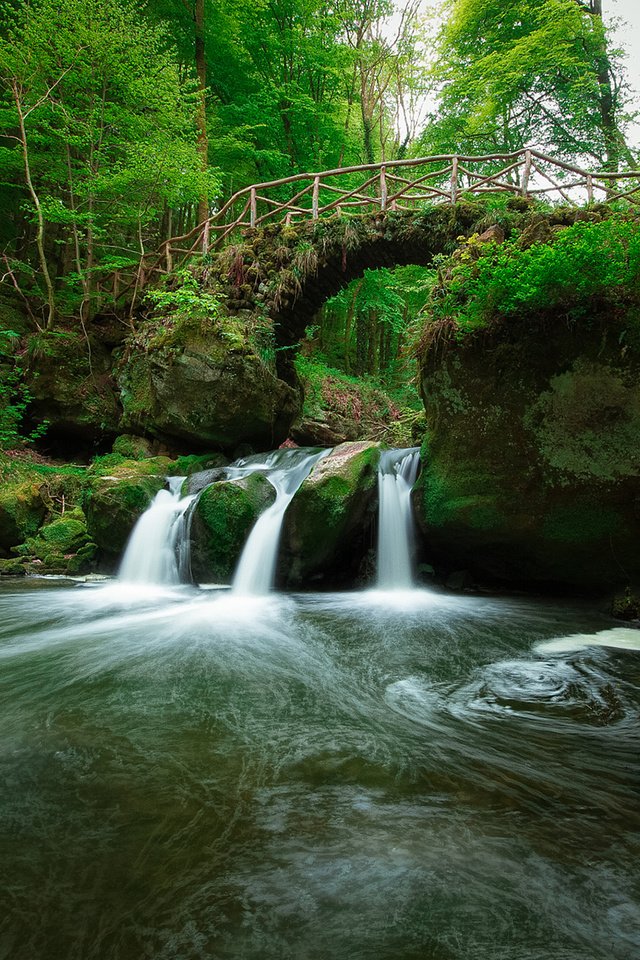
[295, 352, 420, 445]
[145, 270, 221, 323]
[0, 0, 215, 319]
[0, 330, 47, 449]
[424, 216, 640, 336]
[422, 0, 634, 168]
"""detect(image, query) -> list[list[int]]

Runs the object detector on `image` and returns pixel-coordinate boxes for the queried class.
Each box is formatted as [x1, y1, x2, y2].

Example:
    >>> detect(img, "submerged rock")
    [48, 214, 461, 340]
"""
[190, 474, 275, 583]
[280, 441, 382, 587]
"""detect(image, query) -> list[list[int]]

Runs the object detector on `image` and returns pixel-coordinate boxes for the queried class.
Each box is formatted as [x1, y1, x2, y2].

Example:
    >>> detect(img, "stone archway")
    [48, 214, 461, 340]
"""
[117, 203, 493, 451]
[219, 204, 487, 369]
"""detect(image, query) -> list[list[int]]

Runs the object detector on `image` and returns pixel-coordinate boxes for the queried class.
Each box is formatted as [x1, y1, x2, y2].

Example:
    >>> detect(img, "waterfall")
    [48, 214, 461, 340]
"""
[118, 477, 196, 585]
[231, 448, 329, 595]
[377, 448, 420, 589]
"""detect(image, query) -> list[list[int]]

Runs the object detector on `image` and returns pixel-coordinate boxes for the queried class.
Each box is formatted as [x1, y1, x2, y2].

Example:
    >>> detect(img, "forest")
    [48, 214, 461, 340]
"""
[1, 0, 638, 422]
[0, 0, 639, 579]
[2, 5, 640, 959]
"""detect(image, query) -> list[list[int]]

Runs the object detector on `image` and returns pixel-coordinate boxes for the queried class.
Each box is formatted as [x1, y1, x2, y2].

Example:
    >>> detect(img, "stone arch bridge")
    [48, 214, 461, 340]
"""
[132, 148, 640, 354]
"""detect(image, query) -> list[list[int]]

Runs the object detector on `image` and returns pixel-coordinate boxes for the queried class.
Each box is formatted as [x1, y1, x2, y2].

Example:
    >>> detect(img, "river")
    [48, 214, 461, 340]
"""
[0, 579, 638, 959]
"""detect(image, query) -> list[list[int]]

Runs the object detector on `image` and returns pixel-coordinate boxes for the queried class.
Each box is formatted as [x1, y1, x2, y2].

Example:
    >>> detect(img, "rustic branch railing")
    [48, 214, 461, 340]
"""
[128, 148, 640, 293]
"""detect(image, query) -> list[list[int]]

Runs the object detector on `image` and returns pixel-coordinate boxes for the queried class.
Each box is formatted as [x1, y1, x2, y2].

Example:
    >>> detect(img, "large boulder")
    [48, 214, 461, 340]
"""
[280, 441, 382, 587]
[190, 474, 275, 583]
[416, 314, 640, 592]
[117, 323, 301, 452]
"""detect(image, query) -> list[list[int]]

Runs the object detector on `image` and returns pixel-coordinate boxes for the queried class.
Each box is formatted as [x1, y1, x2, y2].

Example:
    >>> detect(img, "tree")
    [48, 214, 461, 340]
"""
[0, 0, 210, 325]
[422, 0, 635, 169]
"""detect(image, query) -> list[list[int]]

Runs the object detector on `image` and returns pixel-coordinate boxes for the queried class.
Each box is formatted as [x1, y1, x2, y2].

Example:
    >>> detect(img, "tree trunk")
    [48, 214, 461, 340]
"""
[585, 0, 626, 170]
[13, 83, 56, 328]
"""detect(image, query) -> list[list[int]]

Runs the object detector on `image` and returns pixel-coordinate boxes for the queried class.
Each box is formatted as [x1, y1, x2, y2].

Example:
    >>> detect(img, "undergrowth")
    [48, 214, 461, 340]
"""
[417, 214, 640, 357]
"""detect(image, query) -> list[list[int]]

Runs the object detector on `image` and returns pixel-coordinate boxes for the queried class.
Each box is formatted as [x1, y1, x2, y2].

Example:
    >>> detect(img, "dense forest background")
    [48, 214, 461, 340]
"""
[0, 0, 638, 446]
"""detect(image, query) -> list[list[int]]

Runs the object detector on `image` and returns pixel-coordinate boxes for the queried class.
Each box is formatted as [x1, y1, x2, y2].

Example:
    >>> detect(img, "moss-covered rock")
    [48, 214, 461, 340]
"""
[190, 474, 275, 583]
[14, 506, 97, 575]
[416, 310, 640, 592]
[25, 328, 121, 445]
[0, 452, 89, 563]
[171, 452, 229, 481]
[0, 480, 47, 553]
[280, 441, 382, 587]
[117, 323, 300, 452]
[112, 434, 157, 460]
[84, 456, 173, 560]
[0, 558, 26, 575]
[612, 589, 640, 621]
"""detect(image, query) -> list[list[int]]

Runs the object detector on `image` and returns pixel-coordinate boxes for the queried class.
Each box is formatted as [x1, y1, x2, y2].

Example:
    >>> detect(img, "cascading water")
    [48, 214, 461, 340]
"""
[230, 447, 329, 595]
[377, 447, 420, 589]
[118, 477, 196, 585]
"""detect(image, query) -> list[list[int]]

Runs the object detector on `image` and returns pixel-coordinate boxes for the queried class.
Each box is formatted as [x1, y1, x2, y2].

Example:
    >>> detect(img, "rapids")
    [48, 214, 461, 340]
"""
[0, 579, 638, 960]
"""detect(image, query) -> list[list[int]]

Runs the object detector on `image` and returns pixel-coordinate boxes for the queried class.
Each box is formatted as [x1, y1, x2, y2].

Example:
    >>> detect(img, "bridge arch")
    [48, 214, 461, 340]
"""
[216, 204, 488, 374]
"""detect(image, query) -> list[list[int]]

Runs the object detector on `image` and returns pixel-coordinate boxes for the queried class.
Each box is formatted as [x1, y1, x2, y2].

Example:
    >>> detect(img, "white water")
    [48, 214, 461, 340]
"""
[118, 477, 196, 585]
[231, 448, 329, 595]
[377, 448, 420, 589]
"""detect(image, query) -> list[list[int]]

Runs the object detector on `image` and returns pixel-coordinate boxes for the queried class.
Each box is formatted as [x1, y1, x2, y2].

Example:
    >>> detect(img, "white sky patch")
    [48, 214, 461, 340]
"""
[605, 0, 640, 147]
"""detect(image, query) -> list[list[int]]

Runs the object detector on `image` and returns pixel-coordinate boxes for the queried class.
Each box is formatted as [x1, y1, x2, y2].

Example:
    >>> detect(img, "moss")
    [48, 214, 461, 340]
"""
[112, 434, 156, 460]
[282, 442, 382, 585]
[170, 452, 229, 476]
[543, 504, 622, 544]
[13, 507, 97, 574]
[40, 516, 87, 550]
[612, 589, 640, 621]
[525, 359, 640, 482]
[417, 293, 640, 589]
[85, 457, 172, 555]
[0, 558, 26, 576]
[0, 480, 47, 551]
[25, 327, 121, 441]
[190, 475, 275, 583]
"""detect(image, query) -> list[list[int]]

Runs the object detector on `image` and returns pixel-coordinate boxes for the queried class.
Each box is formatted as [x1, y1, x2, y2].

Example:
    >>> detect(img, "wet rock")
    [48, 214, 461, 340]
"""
[190, 474, 275, 583]
[118, 326, 301, 452]
[416, 312, 640, 592]
[612, 589, 640, 622]
[281, 441, 382, 587]
[84, 456, 173, 560]
[25, 328, 121, 445]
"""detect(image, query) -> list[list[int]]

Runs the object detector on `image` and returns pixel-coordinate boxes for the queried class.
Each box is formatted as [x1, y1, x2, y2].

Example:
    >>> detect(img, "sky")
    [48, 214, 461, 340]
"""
[605, 0, 640, 99]
[593, 0, 640, 148]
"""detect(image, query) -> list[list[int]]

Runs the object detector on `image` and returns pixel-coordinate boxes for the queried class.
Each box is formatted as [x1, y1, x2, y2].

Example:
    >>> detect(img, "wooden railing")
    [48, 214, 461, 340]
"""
[130, 148, 640, 292]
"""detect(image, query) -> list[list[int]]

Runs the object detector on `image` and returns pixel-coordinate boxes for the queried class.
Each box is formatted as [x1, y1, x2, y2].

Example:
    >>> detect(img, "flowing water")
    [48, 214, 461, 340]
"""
[377, 447, 421, 589]
[229, 448, 329, 595]
[118, 478, 196, 585]
[0, 579, 638, 960]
